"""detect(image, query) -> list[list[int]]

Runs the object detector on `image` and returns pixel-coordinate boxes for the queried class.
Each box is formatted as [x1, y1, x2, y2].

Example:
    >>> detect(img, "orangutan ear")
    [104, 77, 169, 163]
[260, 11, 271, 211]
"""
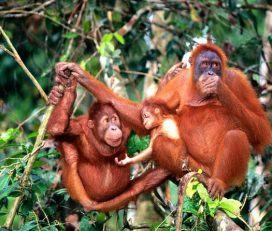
[88, 120, 94, 129]
[154, 107, 161, 115]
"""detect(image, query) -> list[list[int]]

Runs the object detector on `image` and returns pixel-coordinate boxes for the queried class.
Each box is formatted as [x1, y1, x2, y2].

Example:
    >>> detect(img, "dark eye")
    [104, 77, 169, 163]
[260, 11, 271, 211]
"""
[212, 62, 219, 68]
[105, 117, 109, 123]
[201, 61, 208, 68]
[143, 114, 148, 119]
[112, 116, 117, 122]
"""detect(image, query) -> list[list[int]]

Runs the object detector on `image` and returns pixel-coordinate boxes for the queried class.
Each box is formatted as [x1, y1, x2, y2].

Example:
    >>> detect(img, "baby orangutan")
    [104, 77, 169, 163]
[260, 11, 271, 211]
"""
[115, 100, 189, 176]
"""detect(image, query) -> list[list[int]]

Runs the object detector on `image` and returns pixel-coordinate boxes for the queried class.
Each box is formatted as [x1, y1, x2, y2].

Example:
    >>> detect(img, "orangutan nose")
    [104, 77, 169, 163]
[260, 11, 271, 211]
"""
[111, 126, 117, 131]
[208, 71, 214, 76]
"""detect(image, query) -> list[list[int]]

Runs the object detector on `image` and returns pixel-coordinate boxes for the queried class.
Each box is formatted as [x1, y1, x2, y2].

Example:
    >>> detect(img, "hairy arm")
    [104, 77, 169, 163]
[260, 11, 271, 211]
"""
[47, 77, 77, 135]
[55, 62, 147, 135]
[218, 69, 271, 153]
[47, 77, 82, 137]
[89, 167, 171, 212]
[115, 146, 152, 166]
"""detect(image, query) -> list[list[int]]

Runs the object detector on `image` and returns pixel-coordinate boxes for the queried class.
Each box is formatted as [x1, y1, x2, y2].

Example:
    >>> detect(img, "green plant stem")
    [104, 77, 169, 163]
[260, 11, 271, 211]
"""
[4, 105, 53, 229]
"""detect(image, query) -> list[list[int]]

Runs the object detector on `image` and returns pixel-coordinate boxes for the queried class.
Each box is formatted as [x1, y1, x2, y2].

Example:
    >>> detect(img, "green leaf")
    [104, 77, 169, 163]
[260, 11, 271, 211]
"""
[112, 11, 122, 23]
[63, 32, 78, 39]
[98, 43, 106, 56]
[186, 179, 199, 198]
[0, 171, 9, 190]
[127, 132, 150, 155]
[219, 198, 242, 218]
[60, 53, 69, 62]
[105, 41, 115, 52]
[17, 221, 36, 231]
[196, 183, 210, 201]
[32, 183, 47, 194]
[80, 216, 96, 231]
[83, 20, 91, 33]
[114, 32, 125, 44]
[207, 199, 220, 217]
[102, 33, 113, 43]
[96, 212, 106, 222]
[0, 128, 19, 143]
[27, 131, 38, 139]
[183, 196, 200, 216]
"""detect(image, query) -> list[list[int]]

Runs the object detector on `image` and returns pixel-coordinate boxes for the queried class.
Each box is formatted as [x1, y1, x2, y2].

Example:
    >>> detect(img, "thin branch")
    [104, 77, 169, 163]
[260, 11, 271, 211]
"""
[0, 45, 15, 57]
[17, 107, 46, 129]
[66, 0, 87, 58]
[0, 0, 55, 16]
[119, 69, 160, 80]
[0, 26, 48, 103]
[4, 106, 54, 229]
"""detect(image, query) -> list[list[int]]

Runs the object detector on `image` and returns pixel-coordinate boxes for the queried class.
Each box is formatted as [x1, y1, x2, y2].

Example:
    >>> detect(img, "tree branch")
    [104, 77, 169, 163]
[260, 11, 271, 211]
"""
[4, 105, 54, 229]
[0, 26, 48, 103]
[0, 27, 54, 229]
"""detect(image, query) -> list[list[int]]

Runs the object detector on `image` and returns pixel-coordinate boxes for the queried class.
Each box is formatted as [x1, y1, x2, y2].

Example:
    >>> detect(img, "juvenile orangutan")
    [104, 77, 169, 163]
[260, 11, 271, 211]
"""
[115, 100, 189, 176]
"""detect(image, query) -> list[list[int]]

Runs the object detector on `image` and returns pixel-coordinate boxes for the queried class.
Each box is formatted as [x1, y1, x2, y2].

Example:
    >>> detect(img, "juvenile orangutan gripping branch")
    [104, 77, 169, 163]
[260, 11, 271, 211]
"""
[46, 71, 171, 212]
[57, 43, 271, 200]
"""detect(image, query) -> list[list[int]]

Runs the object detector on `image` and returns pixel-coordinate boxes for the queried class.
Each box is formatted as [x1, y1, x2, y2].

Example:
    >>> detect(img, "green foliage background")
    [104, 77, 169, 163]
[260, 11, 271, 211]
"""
[0, 0, 271, 230]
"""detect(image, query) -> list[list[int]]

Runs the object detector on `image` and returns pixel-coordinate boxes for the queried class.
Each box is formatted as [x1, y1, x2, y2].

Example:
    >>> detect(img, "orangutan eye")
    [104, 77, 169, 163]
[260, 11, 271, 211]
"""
[112, 116, 117, 122]
[104, 117, 109, 123]
[212, 62, 219, 68]
[201, 61, 209, 68]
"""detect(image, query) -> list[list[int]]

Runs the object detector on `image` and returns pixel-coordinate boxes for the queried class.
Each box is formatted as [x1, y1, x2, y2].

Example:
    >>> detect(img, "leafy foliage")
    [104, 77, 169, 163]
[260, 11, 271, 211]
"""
[0, 0, 271, 230]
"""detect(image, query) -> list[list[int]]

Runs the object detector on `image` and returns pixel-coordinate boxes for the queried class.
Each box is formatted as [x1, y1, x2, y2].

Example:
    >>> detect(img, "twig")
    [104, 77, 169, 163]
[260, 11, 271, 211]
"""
[17, 106, 46, 129]
[0, 45, 15, 57]
[0, 0, 55, 16]
[154, 210, 174, 231]
[66, 0, 87, 58]
[35, 193, 51, 229]
[0, 26, 48, 103]
[119, 69, 160, 80]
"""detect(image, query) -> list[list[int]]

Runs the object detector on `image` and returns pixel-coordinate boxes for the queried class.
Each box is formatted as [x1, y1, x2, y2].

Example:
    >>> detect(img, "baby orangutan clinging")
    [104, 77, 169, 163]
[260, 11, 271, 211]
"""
[115, 99, 189, 176]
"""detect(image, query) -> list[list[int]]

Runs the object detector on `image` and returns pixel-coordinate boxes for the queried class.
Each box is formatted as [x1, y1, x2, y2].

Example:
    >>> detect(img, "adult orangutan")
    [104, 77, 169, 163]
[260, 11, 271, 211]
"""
[55, 43, 270, 200]
[47, 74, 171, 212]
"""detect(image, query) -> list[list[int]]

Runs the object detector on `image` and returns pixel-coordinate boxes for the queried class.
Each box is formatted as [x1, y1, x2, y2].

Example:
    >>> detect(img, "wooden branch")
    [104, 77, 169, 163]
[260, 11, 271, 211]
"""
[213, 210, 243, 231]
[175, 172, 200, 230]
[4, 105, 54, 229]
[0, 26, 48, 103]
[0, 26, 56, 229]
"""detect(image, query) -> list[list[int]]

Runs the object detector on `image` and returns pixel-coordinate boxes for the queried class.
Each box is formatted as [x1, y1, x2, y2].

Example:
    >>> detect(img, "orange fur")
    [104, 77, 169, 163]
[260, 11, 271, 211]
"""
[47, 86, 170, 212]
[154, 44, 271, 194]
[58, 44, 271, 200]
